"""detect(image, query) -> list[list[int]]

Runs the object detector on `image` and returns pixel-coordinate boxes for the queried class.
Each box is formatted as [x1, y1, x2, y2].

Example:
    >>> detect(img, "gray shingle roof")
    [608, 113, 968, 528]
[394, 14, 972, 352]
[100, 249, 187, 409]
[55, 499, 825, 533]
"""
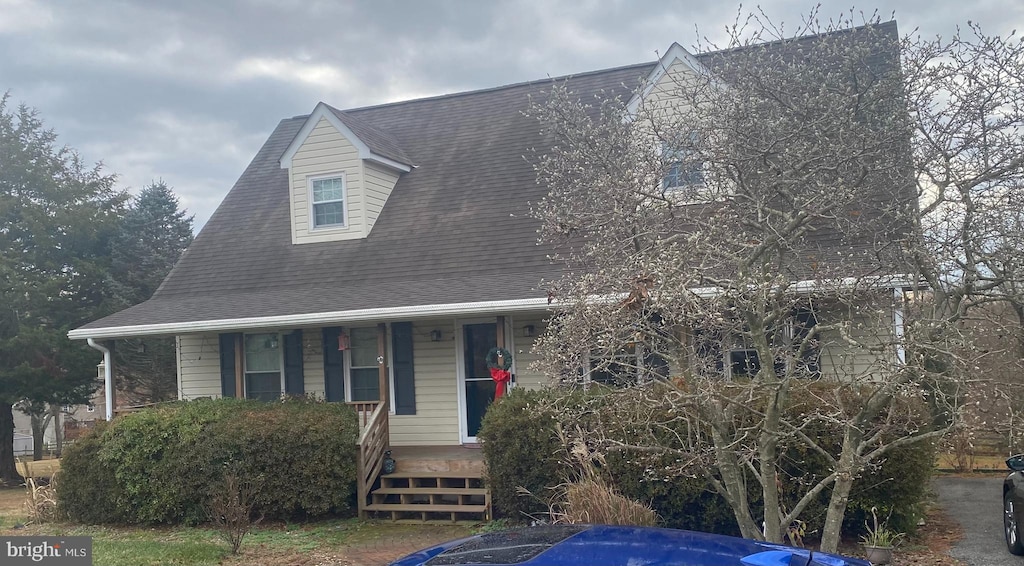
[326, 105, 414, 166]
[78, 62, 652, 333]
[77, 21, 907, 335]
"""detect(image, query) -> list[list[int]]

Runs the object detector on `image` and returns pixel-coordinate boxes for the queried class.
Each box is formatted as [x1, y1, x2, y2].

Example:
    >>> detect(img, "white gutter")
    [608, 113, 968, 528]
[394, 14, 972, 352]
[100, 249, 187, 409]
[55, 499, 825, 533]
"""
[86, 338, 114, 421]
[68, 275, 922, 341]
[68, 297, 555, 340]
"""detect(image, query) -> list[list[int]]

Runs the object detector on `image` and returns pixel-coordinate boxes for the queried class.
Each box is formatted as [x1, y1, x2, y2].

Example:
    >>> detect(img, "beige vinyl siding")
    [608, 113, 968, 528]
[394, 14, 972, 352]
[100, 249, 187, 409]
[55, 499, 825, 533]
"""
[177, 334, 222, 399]
[290, 117, 366, 243]
[363, 162, 400, 231]
[509, 314, 548, 390]
[818, 302, 897, 381]
[389, 320, 461, 446]
[645, 59, 700, 115]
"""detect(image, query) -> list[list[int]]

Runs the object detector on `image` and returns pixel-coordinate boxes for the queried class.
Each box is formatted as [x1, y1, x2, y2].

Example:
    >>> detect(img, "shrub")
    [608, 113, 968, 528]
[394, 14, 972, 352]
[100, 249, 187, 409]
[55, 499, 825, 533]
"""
[58, 397, 359, 524]
[478, 388, 566, 520]
[57, 420, 124, 523]
[480, 385, 935, 540]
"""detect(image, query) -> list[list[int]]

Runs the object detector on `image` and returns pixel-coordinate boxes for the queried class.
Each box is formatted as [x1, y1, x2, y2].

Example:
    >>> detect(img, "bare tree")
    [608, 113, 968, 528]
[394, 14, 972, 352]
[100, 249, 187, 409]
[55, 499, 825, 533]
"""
[529, 11, 1024, 551]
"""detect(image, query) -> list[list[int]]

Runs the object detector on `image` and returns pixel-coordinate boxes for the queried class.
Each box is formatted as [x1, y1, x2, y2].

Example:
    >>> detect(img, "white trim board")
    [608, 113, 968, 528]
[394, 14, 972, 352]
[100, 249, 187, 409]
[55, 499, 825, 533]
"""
[279, 103, 412, 173]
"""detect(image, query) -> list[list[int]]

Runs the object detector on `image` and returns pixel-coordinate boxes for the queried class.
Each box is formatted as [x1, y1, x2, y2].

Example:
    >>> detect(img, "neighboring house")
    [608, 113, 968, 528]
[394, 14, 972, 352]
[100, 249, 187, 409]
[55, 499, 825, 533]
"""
[70, 23, 909, 519]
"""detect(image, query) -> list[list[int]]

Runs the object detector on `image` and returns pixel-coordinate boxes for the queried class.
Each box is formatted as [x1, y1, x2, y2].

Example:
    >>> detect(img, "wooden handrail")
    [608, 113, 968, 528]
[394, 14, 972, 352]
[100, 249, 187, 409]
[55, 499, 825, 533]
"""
[356, 402, 389, 518]
[346, 401, 380, 427]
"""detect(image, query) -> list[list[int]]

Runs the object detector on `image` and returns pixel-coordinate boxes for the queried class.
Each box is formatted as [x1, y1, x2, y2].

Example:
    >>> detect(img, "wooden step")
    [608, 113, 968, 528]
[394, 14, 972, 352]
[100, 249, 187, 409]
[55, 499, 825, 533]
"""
[364, 503, 488, 513]
[380, 471, 482, 479]
[373, 487, 487, 496]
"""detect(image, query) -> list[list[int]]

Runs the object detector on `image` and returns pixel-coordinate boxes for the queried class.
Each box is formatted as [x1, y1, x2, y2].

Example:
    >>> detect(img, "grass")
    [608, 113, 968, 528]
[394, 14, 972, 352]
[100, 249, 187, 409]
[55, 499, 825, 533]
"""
[0, 486, 472, 565]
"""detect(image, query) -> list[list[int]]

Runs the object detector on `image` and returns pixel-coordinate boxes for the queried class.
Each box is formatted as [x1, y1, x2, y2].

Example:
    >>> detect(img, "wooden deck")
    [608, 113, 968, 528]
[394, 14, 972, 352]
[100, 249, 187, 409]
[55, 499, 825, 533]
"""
[363, 445, 489, 522]
[389, 445, 485, 474]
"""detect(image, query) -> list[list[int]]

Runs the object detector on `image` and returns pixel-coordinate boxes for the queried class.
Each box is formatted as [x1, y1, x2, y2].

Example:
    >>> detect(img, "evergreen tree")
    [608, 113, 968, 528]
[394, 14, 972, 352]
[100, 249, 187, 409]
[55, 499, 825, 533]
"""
[0, 93, 126, 482]
[107, 181, 194, 401]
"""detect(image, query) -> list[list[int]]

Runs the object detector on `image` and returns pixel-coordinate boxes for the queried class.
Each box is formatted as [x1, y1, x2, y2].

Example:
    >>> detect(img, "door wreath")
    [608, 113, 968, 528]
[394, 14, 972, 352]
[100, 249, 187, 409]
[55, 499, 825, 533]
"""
[486, 347, 513, 399]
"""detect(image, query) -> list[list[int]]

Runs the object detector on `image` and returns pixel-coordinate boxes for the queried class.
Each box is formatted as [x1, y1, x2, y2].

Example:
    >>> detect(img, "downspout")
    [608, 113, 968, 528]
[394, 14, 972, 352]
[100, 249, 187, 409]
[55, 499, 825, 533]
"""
[893, 287, 906, 365]
[87, 338, 114, 421]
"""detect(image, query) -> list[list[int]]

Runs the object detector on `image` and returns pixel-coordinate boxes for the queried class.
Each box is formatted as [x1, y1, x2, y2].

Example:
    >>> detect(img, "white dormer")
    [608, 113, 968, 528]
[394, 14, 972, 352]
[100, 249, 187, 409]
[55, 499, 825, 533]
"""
[626, 42, 712, 117]
[280, 103, 413, 244]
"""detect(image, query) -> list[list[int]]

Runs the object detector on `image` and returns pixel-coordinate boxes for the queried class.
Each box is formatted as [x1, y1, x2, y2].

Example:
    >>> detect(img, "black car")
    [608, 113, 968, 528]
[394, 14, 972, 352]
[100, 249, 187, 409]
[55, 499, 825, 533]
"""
[1005, 454, 1024, 554]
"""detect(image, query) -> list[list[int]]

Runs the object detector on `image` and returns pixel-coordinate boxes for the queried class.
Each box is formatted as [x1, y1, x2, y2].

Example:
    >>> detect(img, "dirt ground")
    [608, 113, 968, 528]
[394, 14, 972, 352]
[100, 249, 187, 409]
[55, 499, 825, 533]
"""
[896, 503, 965, 566]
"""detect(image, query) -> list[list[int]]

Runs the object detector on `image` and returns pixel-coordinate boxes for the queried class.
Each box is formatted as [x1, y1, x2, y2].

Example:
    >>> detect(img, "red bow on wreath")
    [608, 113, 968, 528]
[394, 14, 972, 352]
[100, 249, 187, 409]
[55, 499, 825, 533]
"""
[486, 347, 513, 399]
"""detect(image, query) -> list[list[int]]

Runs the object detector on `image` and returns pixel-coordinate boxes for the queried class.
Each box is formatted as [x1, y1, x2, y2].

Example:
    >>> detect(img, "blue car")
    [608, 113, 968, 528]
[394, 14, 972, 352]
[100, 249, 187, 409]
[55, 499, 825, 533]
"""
[389, 525, 870, 566]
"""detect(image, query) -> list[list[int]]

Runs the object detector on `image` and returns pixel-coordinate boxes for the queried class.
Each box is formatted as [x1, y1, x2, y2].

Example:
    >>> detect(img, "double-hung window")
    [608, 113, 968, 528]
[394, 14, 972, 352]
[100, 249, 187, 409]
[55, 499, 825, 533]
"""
[662, 133, 704, 191]
[348, 327, 380, 402]
[310, 175, 346, 228]
[244, 333, 282, 401]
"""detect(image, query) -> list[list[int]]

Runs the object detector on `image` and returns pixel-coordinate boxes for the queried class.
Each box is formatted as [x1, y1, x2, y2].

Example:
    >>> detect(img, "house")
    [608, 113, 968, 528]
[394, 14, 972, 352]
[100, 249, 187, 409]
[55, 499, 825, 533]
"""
[70, 22, 910, 520]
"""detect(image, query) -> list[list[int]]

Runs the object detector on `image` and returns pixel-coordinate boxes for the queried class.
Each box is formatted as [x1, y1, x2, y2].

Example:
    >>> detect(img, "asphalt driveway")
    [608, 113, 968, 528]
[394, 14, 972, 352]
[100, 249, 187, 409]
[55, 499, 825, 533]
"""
[935, 476, 1021, 565]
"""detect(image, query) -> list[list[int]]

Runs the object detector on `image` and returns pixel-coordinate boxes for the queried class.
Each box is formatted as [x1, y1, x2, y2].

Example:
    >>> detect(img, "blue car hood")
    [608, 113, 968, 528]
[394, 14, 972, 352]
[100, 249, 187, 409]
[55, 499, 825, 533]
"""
[390, 525, 871, 566]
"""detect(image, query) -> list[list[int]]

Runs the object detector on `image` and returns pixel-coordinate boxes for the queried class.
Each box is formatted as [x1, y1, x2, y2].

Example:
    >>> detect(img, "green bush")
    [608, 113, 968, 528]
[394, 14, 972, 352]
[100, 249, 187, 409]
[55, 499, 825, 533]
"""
[480, 385, 935, 540]
[57, 397, 359, 524]
[478, 388, 566, 520]
[56, 421, 123, 523]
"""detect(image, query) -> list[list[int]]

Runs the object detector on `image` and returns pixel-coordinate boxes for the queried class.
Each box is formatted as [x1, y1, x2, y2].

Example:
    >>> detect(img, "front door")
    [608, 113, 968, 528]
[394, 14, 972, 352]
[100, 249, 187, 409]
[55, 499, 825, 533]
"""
[460, 322, 497, 442]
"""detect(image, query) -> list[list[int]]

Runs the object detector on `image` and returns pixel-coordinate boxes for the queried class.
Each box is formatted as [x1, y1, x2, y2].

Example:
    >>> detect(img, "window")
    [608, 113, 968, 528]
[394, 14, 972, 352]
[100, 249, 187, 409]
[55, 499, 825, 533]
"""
[587, 343, 667, 386]
[691, 308, 821, 379]
[791, 309, 821, 378]
[244, 333, 282, 401]
[310, 175, 346, 228]
[348, 327, 380, 402]
[662, 134, 704, 191]
[589, 344, 639, 386]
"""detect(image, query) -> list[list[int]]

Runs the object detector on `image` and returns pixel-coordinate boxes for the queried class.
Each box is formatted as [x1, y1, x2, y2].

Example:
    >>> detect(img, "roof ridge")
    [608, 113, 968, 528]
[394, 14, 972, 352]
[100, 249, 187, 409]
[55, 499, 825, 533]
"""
[697, 20, 898, 58]
[339, 60, 656, 114]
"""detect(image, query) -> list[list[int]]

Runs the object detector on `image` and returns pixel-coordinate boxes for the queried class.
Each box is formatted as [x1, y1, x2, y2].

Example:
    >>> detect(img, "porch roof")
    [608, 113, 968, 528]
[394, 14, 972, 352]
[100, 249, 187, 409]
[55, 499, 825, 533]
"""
[69, 273, 554, 339]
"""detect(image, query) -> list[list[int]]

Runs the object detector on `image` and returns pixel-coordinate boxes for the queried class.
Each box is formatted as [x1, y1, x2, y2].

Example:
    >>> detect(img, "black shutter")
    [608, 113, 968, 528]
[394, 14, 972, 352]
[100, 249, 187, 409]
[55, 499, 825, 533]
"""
[392, 322, 416, 415]
[284, 330, 305, 395]
[323, 327, 345, 402]
[219, 333, 239, 398]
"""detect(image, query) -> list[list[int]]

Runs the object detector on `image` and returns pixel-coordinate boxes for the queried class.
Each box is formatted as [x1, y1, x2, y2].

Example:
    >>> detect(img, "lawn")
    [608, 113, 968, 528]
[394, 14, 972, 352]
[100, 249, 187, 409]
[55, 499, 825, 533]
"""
[0, 486, 472, 566]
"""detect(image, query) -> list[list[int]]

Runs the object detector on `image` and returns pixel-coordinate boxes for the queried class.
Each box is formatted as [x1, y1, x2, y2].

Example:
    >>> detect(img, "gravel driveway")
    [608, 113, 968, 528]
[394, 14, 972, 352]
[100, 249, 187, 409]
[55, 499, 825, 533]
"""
[934, 476, 1021, 566]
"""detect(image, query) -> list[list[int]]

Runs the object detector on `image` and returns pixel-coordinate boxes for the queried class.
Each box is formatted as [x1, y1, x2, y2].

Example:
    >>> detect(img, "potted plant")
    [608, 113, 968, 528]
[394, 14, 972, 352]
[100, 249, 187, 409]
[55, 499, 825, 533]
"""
[860, 507, 904, 565]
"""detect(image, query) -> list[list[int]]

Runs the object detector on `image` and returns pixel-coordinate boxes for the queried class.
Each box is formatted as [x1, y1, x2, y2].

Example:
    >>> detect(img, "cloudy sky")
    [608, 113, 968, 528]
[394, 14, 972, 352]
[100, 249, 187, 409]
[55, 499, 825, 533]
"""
[3, 0, 1023, 231]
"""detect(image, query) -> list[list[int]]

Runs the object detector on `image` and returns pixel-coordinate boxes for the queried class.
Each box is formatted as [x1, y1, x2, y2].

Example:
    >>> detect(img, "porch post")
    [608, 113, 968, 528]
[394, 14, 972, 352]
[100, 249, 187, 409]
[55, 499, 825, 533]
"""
[377, 323, 389, 411]
[496, 316, 506, 348]
[234, 334, 244, 399]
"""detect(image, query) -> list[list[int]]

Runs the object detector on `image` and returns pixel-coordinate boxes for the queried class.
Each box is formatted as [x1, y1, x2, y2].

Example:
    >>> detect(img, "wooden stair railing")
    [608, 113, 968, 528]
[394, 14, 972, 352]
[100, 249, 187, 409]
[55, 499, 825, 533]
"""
[347, 401, 380, 428]
[356, 402, 389, 518]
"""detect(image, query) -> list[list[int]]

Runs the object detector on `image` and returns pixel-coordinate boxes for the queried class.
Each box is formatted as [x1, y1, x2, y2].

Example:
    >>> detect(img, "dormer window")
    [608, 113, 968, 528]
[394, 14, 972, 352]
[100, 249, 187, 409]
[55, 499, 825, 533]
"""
[310, 174, 347, 228]
[662, 135, 704, 191]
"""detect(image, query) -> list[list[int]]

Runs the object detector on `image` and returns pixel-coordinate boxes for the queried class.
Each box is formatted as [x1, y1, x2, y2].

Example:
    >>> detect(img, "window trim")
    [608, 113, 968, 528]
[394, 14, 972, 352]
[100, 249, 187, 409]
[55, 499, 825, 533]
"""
[344, 326, 382, 402]
[661, 135, 704, 193]
[243, 332, 284, 401]
[585, 344, 643, 387]
[307, 172, 348, 230]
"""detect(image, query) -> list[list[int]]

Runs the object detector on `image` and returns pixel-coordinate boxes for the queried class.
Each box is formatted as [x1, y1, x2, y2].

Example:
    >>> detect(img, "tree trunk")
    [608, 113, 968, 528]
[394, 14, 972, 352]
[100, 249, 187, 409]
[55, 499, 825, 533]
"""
[52, 404, 62, 457]
[0, 404, 24, 486]
[711, 424, 763, 539]
[820, 429, 863, 552]
[29, 410, 51, 461]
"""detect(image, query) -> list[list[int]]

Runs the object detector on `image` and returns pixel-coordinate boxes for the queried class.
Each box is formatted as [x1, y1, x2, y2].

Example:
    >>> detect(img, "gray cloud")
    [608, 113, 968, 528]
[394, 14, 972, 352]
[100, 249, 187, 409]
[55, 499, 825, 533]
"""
[2, 0, 1022, 229]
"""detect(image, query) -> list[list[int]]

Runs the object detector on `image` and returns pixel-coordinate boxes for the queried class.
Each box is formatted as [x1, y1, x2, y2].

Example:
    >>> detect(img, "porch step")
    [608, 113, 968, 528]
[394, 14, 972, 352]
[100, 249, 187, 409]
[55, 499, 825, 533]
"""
[368, 470, 491, 522]
[373, 487, 488, 496]
[365, 504, 488, 513]
[381, 470, 483, 479]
